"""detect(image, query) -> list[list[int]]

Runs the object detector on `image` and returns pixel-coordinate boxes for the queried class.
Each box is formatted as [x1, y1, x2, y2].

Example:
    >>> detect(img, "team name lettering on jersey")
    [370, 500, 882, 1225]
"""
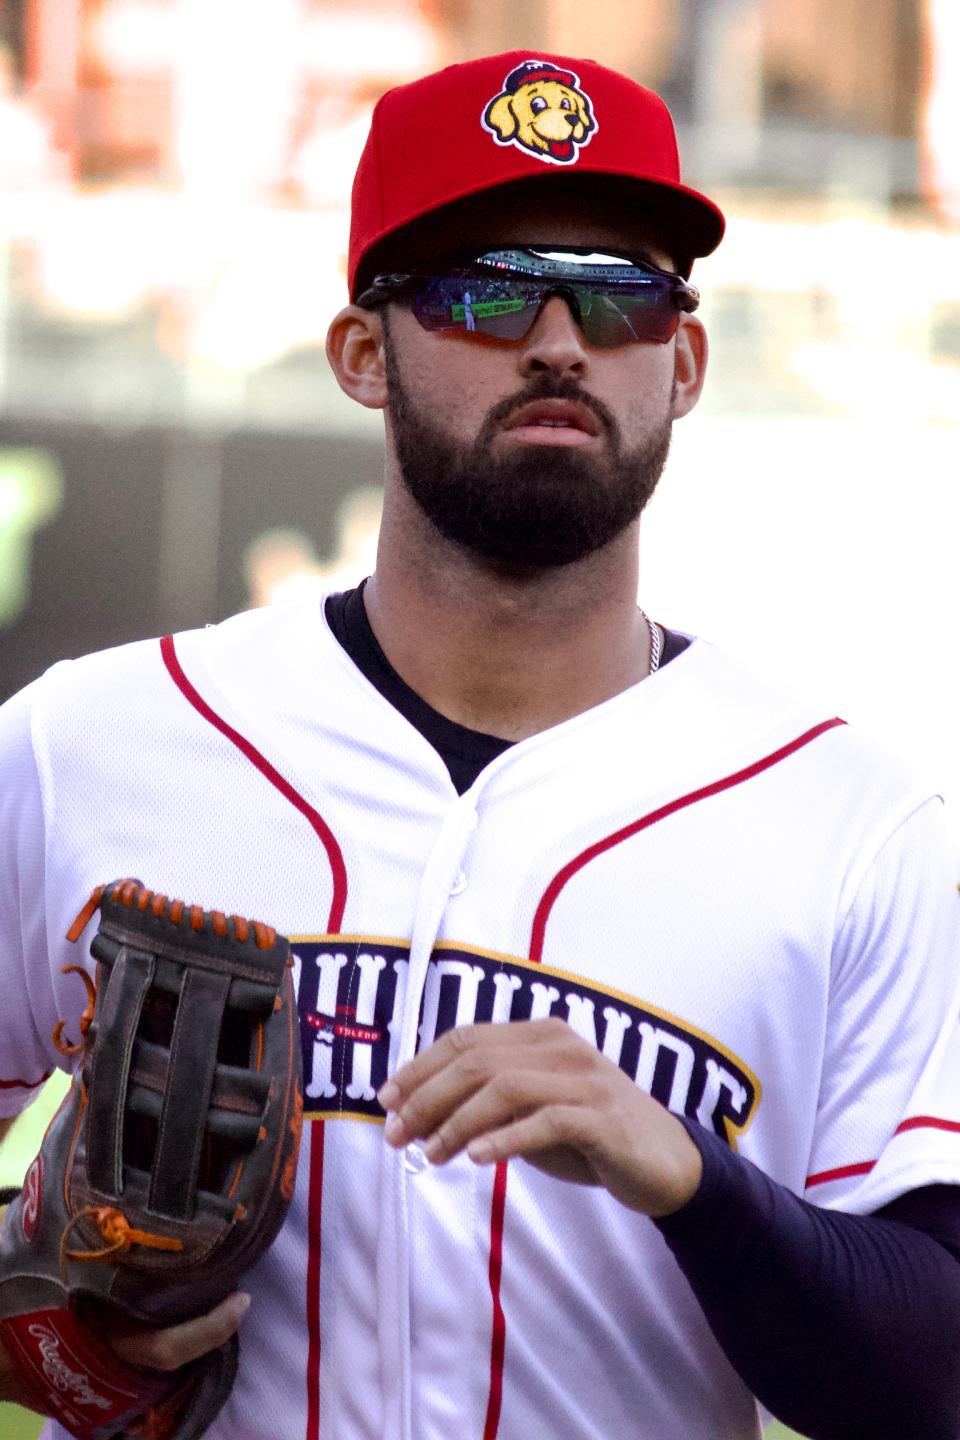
[292, 938, 760, 1146]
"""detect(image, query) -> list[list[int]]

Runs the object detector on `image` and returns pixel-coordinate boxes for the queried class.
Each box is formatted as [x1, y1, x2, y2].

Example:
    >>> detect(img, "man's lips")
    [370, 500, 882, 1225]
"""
[499, 399, 601, 447]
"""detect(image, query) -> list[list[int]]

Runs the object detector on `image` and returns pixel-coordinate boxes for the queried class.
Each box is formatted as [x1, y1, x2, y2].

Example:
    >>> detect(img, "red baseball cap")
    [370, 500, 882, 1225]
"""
[348, 51, 725, 297]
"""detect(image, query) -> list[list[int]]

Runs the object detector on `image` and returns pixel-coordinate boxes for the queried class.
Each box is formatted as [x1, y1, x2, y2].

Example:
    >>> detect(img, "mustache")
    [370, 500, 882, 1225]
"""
[480, 376, 617, 439]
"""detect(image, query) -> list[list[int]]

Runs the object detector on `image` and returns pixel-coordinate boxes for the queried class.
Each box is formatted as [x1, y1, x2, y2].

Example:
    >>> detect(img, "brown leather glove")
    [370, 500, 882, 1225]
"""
[0, 879, 302, 1439]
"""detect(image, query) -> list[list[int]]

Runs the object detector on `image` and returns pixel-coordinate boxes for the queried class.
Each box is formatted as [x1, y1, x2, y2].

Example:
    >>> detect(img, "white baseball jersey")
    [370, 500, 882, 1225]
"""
[2, 597, 959, 1440]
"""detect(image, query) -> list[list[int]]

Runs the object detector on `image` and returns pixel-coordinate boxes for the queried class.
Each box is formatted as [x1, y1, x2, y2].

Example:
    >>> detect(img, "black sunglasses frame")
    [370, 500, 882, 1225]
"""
[355, 246, 700, 347]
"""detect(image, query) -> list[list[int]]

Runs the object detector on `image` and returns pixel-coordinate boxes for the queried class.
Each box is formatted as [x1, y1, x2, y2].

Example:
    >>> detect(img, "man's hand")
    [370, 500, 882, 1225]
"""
[99, 1293, 251, 1371]
[0, 1294, 250, 1410]
[378, 1018, 703, 1219]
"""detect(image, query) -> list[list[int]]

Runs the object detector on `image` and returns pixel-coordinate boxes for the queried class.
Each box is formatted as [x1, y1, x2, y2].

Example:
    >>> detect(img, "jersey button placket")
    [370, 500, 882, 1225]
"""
[380, 795, 481, 1440]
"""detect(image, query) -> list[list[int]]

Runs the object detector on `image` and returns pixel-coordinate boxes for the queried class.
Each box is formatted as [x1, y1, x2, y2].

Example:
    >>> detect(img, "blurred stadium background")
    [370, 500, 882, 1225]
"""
[0, 2, 958, 1436]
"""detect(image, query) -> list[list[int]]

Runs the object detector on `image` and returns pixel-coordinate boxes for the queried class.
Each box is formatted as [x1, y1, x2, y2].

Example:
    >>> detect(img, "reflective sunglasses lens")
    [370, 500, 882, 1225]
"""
[411, 275, 680, 346]
[413, 280, 542, 339]
[579, 289, 681, 346]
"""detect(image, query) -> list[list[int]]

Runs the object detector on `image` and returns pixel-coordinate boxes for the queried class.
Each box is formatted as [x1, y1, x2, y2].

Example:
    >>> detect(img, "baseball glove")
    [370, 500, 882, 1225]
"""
[0, 878, 303, 1440]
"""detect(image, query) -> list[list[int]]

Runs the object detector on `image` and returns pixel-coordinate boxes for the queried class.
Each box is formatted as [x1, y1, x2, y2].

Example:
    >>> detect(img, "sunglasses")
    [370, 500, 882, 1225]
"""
[356, 246, 699, 347]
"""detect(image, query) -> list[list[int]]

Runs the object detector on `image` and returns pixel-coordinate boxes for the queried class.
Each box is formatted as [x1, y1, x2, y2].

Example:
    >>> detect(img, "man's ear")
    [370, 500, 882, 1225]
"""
[325, 305, 389, 410]
[671, 314, 708, 419]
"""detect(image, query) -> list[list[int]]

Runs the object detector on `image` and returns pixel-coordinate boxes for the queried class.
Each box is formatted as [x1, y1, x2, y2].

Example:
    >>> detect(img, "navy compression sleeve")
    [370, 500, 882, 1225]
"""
[656, 1121, 960, 1440]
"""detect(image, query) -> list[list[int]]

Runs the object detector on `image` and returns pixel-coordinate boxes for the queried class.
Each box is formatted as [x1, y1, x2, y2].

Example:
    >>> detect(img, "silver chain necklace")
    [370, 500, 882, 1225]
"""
[639, 609, 661, 676]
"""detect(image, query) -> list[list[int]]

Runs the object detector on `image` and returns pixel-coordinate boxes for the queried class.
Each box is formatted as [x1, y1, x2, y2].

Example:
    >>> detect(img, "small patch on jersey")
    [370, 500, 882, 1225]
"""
[291, 936, 759, 1146]
[481, 59, 598, 167]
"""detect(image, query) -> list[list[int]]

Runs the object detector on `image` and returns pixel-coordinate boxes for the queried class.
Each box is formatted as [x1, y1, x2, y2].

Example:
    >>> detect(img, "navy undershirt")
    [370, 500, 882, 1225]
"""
[325, 584, 960, 1438]
[325, 580, 691, 794]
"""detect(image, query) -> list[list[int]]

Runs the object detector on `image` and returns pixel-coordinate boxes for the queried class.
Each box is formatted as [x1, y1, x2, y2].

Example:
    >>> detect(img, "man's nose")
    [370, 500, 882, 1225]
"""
[518, 293, 589, 377]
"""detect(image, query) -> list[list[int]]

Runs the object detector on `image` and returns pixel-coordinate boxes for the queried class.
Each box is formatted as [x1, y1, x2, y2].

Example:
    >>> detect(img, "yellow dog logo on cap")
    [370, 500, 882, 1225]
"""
[482, 59, 597, 166]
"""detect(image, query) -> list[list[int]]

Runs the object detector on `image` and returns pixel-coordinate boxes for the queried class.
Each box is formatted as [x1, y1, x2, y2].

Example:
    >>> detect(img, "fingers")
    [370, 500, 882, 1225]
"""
[108, 1292, 251, 1372]
[0, 1294, 252, 1412]
[376, 1019, 705, 1215]
[378, 1019, 555, 1112]
[380, 1017, 587, 1111]
[379, 1019, 597, 1163]
[379, 1019, 581, 1140]
[418, 1069, 573, 1164]
[464, 1103, 592, 1168]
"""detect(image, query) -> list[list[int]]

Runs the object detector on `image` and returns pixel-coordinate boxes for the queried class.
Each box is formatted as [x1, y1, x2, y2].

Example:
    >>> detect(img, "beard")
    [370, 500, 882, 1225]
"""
[383, 332, 674, 571]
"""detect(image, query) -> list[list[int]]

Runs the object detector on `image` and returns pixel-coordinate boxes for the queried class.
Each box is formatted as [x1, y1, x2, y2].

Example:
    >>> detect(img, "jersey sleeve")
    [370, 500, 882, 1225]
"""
[0, 679, 61, 1117]
[805, 796, 960, 1213]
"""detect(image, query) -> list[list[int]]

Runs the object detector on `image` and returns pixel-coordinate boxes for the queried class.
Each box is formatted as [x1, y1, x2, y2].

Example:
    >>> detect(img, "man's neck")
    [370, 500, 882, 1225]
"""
[363, 504, 650, 742]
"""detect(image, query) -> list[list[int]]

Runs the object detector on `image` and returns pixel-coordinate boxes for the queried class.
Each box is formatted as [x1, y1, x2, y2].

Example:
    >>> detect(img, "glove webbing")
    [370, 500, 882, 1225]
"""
[86, 945, 244, 1222]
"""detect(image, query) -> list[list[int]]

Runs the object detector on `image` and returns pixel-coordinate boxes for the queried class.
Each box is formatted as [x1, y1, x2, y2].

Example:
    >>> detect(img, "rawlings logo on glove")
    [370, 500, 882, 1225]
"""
[21, 1158, 42, 1243]
[27, 1318, 117, 1411]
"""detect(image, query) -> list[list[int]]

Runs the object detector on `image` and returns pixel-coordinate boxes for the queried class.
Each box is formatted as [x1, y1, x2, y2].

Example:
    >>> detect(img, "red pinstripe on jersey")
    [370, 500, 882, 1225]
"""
[159, 635, 348, 932]
[482, 1161, 509, 1440]
[160, 633, 346, 1440]
[806, 1117, 960, 1189]
[528, 716, 846, 963]
[482, 714, 847, 1438]
[306, 1125, 325, 1439]
[805, 1160, 875, 1188]
[896, 1115, 960, 1139]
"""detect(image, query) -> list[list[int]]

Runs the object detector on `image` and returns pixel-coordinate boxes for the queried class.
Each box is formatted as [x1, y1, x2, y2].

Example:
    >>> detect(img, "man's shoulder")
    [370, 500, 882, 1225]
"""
[8, 602, 331, 740]
[27, 603, 320, 696]
[657, 634, 831, 738]
[663, 636, 934, 813]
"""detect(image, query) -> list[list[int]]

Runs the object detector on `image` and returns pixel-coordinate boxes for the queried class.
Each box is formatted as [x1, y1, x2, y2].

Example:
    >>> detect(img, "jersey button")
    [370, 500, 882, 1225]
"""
[449, 870, 467, 896]
[404, 1143, 429, 1174]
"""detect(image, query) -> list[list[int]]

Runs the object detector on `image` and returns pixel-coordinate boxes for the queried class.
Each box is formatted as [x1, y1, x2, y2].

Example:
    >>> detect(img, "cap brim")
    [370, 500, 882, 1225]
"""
[617, 174, 725, 259]
[352, 168, 724, 296]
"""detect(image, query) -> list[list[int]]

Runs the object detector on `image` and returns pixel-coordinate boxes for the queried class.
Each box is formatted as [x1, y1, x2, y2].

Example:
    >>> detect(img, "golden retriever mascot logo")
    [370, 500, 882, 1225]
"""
[482, 59, 597, 166]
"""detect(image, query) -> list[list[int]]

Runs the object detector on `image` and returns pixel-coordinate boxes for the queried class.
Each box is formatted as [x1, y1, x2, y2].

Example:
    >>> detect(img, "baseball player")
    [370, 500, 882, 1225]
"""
[2, 50, 960, 1440]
